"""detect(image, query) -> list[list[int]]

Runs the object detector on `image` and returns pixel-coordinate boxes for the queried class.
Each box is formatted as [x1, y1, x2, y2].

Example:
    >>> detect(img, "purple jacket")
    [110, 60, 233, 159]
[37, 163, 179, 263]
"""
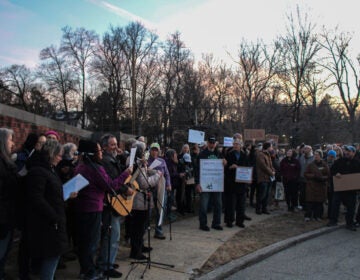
[147, 156, 171, 187]
[74, 162, 129, 213]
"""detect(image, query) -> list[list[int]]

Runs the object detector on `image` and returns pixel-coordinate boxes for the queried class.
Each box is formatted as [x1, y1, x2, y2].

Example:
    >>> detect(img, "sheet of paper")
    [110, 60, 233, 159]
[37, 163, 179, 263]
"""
[129, 147, 137, 167]
[63, 174, 89, 201]
[149, 159, 162, 170]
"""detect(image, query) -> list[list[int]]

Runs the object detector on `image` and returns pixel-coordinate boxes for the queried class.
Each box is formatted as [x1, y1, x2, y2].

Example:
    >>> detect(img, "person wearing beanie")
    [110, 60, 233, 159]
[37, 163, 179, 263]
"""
[329, 145, 360, 231]
[326, 150, 337, 221]
[45, 130, 60, 141]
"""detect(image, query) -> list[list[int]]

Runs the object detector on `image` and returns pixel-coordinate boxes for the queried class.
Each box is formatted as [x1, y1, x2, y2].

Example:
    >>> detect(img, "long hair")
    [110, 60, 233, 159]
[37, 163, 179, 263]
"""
[41, 139, 62, 165]
[0, 127, 14, 165]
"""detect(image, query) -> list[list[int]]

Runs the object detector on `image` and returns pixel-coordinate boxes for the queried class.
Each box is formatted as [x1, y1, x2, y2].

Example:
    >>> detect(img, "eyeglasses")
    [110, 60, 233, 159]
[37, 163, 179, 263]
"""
[74, 151, 79, 156]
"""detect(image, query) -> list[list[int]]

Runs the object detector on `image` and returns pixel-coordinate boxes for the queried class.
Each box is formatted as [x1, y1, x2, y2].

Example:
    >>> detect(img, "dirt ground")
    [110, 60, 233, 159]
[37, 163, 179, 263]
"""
[197, 208, 337, 276]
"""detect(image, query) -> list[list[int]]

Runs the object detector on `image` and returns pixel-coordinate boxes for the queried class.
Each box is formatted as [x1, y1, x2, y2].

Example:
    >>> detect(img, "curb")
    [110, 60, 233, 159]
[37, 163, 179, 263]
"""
[195, 224, 342, 280]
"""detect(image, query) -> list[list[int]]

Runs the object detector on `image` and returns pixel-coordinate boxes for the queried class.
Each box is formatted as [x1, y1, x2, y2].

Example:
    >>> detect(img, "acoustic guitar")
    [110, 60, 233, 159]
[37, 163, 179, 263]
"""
[108, 169, 140, 216]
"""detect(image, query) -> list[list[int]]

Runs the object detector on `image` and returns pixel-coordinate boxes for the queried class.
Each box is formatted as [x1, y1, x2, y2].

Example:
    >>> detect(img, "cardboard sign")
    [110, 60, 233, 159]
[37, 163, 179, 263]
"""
[266, 134, 279, 144]
[333, 173, 360, 192]
[243, 129, 265, 141]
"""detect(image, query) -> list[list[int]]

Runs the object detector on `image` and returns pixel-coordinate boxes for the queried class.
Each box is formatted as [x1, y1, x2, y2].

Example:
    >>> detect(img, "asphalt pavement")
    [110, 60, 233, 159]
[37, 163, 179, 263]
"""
[225, 227, 360, 280]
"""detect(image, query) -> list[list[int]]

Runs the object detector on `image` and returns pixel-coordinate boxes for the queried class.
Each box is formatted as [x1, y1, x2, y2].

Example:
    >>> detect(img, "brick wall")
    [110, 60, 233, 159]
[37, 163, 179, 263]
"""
[0, 103, 92, 150]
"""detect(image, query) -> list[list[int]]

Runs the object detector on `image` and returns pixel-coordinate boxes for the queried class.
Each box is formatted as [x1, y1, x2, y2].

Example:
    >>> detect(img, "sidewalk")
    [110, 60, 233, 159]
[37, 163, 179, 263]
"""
[55, 210, 281, 280]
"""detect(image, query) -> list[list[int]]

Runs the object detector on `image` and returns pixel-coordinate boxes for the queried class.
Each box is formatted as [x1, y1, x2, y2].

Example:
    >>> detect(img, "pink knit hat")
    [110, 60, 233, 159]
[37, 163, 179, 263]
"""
[45, 130, 60, 140]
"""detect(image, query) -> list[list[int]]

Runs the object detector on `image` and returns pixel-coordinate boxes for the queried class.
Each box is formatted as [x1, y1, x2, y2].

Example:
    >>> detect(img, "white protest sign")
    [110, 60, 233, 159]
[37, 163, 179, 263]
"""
[188, 129, 205, 144]
[200, 159, 224, 192]
[223, 137, 233, 147]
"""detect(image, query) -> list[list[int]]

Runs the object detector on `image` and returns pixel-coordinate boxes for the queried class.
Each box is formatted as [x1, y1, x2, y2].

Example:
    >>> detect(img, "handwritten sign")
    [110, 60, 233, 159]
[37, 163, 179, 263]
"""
[244, 129, 265, 141]
[200, 159, 224, 192]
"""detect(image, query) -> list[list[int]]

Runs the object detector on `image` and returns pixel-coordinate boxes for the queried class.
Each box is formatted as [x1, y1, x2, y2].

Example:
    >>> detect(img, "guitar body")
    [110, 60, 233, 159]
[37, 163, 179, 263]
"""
[108, 175, 139, 216]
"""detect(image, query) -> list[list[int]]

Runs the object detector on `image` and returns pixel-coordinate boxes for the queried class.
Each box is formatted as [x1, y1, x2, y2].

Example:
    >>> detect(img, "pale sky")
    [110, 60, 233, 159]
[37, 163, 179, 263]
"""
[0, 0, 359, 68]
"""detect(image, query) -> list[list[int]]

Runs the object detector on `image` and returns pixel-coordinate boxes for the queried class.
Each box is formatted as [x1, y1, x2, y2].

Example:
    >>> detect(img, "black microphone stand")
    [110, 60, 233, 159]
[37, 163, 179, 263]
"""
[83, 153, 131, 280]
[130, 162, 174, 279]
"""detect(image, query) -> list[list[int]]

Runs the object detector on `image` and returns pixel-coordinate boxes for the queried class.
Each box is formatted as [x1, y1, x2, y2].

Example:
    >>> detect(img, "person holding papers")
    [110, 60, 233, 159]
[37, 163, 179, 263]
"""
[224, 139, 250, 228]
[25, 140, 76, 280]
[147, 142, 171, 240]
[74, 140, 133, 280]
[195, 136, 226, 231]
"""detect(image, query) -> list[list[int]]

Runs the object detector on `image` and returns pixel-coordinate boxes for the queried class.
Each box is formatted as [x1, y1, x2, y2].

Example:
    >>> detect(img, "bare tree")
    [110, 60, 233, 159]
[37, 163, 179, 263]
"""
[277, 7, 321, 131]
[159, 31, 192, 145]
[91, 26, 129, 131]
[38, 45, 78, 117]
[319, 28, 360, 142]
[120, 22, 158, 135]
[60, 26, 99, 128]
[199, 54, 233, 125]
[231, 39, 280, 129]
[0, 64, 35, 111]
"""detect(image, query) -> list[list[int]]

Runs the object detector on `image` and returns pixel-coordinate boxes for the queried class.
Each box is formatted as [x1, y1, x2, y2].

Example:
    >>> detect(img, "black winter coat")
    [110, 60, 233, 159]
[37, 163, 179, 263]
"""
[26, 158, 68, 258]
[0, 157, 18, 238]
[225, 149, 249, 193]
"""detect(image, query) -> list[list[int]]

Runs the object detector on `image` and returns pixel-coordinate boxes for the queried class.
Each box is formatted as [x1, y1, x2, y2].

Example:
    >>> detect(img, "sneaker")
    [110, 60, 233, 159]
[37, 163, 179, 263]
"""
[103, 269, 123, 278]
[211, 225, 223, 230]
[199, 225, 210, 231]
[244, 215, 252, 221]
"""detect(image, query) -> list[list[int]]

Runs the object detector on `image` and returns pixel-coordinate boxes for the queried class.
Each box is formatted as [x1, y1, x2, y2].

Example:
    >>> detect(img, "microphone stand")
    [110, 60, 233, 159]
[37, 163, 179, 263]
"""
[83, 154, 131, 280]
[130, 161, 174, 279]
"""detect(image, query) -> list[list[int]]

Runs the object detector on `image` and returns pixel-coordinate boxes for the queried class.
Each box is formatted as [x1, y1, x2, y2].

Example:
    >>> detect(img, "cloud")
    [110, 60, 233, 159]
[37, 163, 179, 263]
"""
[87, 0, 159, 34]
[0, 47, 39, 68]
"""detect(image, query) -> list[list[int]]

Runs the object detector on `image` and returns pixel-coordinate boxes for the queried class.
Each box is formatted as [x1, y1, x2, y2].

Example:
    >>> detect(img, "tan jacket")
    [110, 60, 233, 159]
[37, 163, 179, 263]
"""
[256, 150, 275, 183]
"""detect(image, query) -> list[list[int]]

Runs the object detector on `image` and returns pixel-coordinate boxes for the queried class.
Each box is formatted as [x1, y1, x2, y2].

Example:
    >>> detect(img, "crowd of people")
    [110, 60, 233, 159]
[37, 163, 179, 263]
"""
[1, 127, 360, 280]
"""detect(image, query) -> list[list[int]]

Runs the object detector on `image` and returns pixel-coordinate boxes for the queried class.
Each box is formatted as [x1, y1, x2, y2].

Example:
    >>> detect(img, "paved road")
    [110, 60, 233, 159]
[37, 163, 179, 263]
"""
[226, 228, 360, 280]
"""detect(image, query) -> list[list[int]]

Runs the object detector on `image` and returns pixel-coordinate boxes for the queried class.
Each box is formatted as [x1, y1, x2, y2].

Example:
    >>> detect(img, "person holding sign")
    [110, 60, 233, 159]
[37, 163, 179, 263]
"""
[195, 136, 226, 231]
[224, 139, 251, 228]
[327, 145, 360, 231]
